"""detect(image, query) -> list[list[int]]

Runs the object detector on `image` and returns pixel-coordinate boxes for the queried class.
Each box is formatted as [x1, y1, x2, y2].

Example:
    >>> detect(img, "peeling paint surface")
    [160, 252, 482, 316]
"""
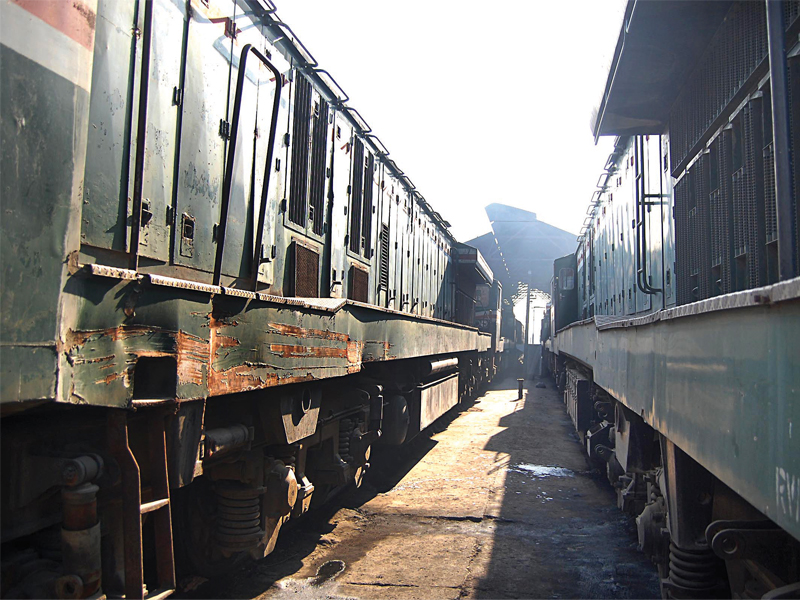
[55, 275, 484, 407]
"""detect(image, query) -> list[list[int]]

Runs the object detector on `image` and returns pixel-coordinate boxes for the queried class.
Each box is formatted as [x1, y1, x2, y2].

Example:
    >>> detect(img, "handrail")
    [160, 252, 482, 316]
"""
[344, 106, 371, 134]
[212, 44, 283, 288]
[310, 68, 349, 105]
[269, 19, 317, 68]
[634, 136, 662, 295]
[365, 133, 389, 156]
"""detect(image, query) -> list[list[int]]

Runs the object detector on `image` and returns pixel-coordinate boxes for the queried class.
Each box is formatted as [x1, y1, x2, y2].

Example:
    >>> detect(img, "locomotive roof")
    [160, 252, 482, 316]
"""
[592, 0, 733, 140]
[241, 0, 457, 244]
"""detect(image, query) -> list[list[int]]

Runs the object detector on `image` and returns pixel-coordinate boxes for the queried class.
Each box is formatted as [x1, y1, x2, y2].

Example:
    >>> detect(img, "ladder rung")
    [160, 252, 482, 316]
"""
[144, 587, 175, 600]
[140, 498, 170, 514]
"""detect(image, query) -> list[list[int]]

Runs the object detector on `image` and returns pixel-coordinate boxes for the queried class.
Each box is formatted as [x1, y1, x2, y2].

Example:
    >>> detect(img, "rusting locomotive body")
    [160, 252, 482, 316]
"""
[543, 1, 800, 598]
[0, 1, 504, 597]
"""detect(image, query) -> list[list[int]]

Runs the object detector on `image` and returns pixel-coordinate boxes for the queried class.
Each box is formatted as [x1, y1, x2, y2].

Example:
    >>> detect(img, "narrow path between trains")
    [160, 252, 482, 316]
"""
[182, 375, 660, 599]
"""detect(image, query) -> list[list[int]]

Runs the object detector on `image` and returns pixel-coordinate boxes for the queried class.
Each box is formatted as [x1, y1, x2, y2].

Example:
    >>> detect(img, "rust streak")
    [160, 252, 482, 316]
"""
[269, 344, 348, 359]
[95, 372, 120, 385]
[346, 340, 364, 364]
[177, 331, 207, 386]
[268, 323, 350, 343]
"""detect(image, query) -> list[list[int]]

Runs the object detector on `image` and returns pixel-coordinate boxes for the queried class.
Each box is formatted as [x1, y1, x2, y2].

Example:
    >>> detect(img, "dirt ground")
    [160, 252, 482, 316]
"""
[182, 375, 661, 599]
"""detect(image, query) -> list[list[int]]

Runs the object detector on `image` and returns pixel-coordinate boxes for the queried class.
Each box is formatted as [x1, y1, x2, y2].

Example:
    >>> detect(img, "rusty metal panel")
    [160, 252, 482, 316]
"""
[54, 265, 487, 408]
[419, 373, 459, 430]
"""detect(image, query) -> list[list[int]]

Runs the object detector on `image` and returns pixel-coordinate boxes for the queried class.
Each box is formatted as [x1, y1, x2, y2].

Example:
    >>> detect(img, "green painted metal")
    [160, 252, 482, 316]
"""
[552, 277, 800, 543]
[21, 270, 490, 409]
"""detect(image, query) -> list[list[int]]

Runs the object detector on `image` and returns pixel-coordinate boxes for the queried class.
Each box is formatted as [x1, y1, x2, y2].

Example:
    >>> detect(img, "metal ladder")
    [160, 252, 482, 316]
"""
[108, 409, 176, 600]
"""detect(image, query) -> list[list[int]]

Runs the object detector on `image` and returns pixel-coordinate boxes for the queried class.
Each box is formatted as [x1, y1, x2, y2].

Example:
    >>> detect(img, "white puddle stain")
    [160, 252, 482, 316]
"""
[507, 464, 575, 478]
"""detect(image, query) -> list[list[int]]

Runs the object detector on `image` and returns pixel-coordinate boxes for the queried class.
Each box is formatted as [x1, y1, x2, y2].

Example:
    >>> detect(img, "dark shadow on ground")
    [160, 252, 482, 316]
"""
[175, 384, 487, 599]
[472, 376, 661, 599]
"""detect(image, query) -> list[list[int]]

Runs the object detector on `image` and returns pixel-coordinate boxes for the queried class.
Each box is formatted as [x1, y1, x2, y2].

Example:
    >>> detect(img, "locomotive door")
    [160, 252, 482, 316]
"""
[328, 114, 352, 299]
[216, 18, 282, 283]
[171, 0, 234, 274]
[81, 0, 186, 261]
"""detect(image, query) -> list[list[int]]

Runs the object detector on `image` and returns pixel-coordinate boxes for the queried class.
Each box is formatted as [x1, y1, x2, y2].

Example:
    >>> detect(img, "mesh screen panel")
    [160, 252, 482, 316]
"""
[293, 242, 319, 297]
[764, 143, 777, 243]
[695, 154, 713, 299]
[675, 174, 692, 305]
[669, 2, 768, 172]
[349, 266, 369, 303]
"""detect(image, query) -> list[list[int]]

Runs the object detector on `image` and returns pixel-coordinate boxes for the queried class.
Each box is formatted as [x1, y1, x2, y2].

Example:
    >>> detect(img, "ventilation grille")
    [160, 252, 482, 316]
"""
[379, 223, 390, 293]
[289, 75, 312, 226]
[742, 101, 765, 288]
[361, 152, 374, 258]
[349, 138, 364, 253]
[719, 130, 733, 294]
[695, 153, 713, 299]
[669, 2, 768, 172]
[292, 242, 319, 297]
[764, 143, 777, 243]
[309, 99, 329, 235]
[674, 167, 690, 302]
[348, 266, 369, 303]
[732, 166, 748, 257]
[710, 188, 723, 267]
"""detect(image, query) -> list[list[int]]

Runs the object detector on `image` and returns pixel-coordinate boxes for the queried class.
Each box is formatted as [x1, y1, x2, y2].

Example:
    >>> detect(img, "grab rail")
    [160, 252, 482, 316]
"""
[212, 44, 283, 288]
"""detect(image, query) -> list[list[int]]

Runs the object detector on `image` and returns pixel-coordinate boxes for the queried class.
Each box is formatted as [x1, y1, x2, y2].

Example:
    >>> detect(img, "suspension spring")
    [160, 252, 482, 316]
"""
[338, 419, 355, 462]
[668, 543, 721, 593]
[214, 483, 263, 554]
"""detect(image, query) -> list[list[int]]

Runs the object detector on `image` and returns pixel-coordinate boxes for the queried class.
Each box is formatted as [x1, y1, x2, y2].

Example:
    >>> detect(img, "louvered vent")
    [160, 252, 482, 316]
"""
[362, 152, 374, 257]
[349, 138, 364, 253]
[309, 100, 329, 235]
[289, 75, 312, 226]
[348, 265, 369, 303]
[379, 223, 390, 293]
[292, 242, 319, 297]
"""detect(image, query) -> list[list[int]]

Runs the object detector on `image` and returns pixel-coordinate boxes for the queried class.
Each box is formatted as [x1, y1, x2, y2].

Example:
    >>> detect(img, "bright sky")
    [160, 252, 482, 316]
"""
[273, 1, 626, 242]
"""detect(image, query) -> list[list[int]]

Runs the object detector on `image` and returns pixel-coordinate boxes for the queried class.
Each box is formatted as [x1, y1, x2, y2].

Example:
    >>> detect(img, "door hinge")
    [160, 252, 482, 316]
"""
[166, 205, 175, 226]
[280, 198, 287, 212]
[172, 86, 183, 107]
[219, 119, 231, 140]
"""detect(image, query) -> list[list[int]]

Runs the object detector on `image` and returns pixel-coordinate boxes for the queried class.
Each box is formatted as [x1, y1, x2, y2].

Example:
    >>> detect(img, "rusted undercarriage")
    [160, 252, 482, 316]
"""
[1, 270, 501, 599]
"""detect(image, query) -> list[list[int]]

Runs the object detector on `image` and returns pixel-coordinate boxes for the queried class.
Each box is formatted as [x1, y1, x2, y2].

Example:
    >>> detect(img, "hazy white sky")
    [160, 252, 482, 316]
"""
[273, 1, 626, 242]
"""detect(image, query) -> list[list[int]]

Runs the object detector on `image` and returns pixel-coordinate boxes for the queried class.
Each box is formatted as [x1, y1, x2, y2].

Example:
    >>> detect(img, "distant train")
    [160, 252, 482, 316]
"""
[0, 1, 516, 598]
[543, 1, 800, 598]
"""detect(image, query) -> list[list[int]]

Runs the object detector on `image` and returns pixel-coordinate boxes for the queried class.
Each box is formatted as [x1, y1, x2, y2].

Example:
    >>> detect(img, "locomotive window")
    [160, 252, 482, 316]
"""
[559, 268, 575, 290]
